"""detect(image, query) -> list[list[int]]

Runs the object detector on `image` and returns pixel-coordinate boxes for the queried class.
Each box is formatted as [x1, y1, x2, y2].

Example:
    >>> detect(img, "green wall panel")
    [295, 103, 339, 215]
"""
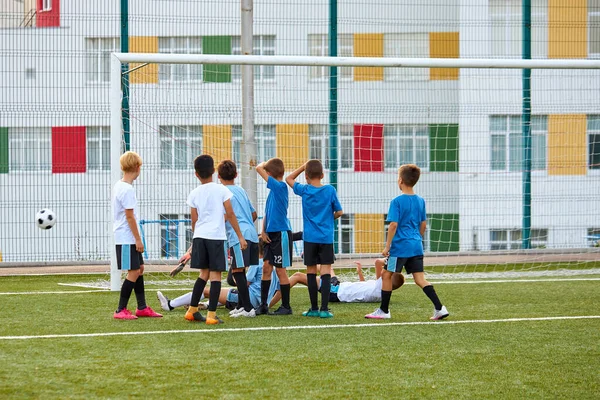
[428, 213, 459, 252]
[203, 36, 232, 83]
[429, 124, 459, 172]
[0, 128, 8, 174]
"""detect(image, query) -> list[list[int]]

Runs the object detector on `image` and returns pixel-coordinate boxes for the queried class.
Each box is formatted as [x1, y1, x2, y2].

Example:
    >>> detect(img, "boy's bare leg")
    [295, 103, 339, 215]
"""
[413, 272, 444, 312]
[270, 272, 307, 307]
[379, 269, 394, 313]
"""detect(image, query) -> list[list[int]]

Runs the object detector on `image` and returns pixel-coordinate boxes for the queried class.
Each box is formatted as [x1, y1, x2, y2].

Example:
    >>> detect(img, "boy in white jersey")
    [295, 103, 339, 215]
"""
[112, 151, 162, 320]
[184, 155, 247, 325]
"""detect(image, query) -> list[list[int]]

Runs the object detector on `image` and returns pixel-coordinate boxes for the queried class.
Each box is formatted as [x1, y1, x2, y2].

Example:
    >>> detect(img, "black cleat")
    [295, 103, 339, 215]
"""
[255, 303, 269, 315]
[269, 306, 293, 315]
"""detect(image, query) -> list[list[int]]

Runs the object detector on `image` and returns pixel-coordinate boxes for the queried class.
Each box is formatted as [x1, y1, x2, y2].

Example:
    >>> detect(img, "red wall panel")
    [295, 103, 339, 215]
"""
[52, 126, 86, 173]
[37, 0, 60, 28]
[354, 124, 384, 172]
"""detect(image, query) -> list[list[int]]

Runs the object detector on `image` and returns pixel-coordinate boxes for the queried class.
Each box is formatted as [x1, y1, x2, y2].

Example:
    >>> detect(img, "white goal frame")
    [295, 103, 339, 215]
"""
[109, 53, 600, 291]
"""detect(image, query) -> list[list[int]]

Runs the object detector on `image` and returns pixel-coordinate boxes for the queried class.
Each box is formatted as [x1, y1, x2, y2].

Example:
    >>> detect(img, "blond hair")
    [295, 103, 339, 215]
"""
[120, 151, 142, 173]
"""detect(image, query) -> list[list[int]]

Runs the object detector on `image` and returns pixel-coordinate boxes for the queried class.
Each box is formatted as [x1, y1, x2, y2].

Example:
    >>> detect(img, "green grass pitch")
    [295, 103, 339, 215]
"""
[0, 273, 598, 399]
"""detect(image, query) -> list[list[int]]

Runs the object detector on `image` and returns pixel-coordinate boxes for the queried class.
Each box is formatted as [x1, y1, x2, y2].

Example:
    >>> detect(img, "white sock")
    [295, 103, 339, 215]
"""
[170, 292, 204, 308]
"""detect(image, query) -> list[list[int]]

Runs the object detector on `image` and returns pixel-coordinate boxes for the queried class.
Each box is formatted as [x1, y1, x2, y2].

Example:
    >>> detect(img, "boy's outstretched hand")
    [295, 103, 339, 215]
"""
[171, 254, 190, 277]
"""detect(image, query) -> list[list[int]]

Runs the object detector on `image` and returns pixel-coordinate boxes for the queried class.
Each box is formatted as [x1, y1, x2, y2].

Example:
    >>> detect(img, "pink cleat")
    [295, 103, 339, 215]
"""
[364, 308, 391, 320]
[114, 309, 138, 320]
[135, 306, 163, 318]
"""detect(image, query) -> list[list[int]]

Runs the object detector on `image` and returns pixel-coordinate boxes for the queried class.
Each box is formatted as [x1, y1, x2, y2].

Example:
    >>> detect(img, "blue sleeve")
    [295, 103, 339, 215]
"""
[266, 176, 277, 190]
[421, 199, 427, 222]
[293, 182, 307, 196]
[247, 192, 256, 214]
[387, 199, 399, 223]
[331, 188, 342, 212]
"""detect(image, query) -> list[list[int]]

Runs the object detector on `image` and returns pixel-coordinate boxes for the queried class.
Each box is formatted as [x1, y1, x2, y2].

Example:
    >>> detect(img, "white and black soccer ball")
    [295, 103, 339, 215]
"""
[36, 208, 56, 230]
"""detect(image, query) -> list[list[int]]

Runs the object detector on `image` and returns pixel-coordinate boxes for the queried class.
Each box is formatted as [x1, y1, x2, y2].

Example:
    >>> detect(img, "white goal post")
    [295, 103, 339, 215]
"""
[109, 53, 600, 291]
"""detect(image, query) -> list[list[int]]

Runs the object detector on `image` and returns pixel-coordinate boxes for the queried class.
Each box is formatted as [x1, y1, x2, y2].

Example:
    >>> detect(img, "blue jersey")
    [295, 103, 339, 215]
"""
[264, 176, 292, 232]
[387, 194, 426, 258]
[225, 185, 259, 246]
[293, 183, 342, 244]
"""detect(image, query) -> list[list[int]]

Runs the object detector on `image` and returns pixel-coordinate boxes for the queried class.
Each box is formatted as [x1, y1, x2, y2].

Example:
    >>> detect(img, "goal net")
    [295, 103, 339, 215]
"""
[102, 53, 600, 290]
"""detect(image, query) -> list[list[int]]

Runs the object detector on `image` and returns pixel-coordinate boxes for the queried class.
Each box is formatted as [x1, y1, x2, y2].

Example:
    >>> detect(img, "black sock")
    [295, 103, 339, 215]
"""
[190, 278, 207, 307]
[117, 279, 136, 312]
[208, 281, 222, 312]
[380, 290, 392, 314]
[234, 272, 252, 312]
[133, 275, 147, 310]
[167, 300, 174, 311]
[280, 284, 291, 309]
[261, 279, 271, 305]
[307, 273, 318, 311]
[423, 285, 443, 310]
[320, 274, 331, 311]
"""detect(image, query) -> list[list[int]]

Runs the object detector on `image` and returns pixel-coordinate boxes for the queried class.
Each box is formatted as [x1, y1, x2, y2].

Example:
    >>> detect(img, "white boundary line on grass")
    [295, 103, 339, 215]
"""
[1, 315, 599, 341]
[0, 289, 109, 295]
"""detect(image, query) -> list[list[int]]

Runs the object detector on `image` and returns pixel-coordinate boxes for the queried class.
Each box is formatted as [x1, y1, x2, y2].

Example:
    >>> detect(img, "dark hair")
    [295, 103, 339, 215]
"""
[194, 155, 215, 179]
[399, 164, 421, 187]
[218, 159, 237, 181]
[264, 158, 285, 179]
[305, 159, 323, 180]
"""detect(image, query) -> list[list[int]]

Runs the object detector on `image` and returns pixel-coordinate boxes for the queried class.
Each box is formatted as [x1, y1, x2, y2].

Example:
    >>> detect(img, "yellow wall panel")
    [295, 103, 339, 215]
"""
[276, 124, 309, 170]
[354, 33, 384, 81]
[130, 36, 159, 84]
[355, 214, 384, 254]
[203, 125, 232, 164]
[549, 0, 587, 58]
[429, 32, 459, 80]
[548, 115, 587, 175]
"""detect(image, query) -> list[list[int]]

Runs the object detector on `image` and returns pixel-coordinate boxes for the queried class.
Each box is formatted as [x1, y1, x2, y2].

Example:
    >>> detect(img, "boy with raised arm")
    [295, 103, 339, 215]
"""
[365, 164, 449, 320]
[286, 160, 343, 318]
[113, 151, 162, 320]
[218, 160, 259, 318]
[255, 158, 294, 315]
[185, 155, 247, 325]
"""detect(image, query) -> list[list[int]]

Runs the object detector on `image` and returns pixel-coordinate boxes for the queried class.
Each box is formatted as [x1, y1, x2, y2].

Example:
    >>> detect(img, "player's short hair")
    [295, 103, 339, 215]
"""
[305, 159, 323, 180]
[120, 151, 142, 173]
[218, 160, 237, 181]
[194, 155, 215, 179]
[399, 164, 421, 187]
[392, 273, 405, 290]
[264, 158, 285, 179]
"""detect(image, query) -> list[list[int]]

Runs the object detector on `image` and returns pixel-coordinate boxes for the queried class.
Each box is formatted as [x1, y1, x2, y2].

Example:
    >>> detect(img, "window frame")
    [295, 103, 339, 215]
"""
[159, 213, 179, 258]
[490, 115, 547, 173]
[42, 0, 52, 11]
[338, 213, 354, 254]
[489, 228, 548, 250]
[159, 125, 203, 170]
[232, 35, 276, 82]
[384, 124, 430, 171]
[588, 115, 600, 170]
[86, 126, 110, 171]
[158, 37, 203, 83]
[307, 33, 353, 81]
[589, 2, 600, 59]
[86, 38, 120, 84]
[256, 125, 276, 163]
[309, 125, 329, 169]
[8, 128, 52, 172]
[383, 33, 429, 81]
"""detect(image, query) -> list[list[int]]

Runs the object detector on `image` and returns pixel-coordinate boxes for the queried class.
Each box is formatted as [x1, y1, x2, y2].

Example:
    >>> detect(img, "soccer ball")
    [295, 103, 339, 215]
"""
[36, 209, 56, 230]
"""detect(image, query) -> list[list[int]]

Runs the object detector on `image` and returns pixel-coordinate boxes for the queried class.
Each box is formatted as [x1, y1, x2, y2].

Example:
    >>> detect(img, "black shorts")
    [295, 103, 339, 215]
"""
[385, 255, 424, 274]
[191, 238, 227, 271]
[116, 245, 144, 271]
[230, 241, 259, 269]
[303, 242, 335, 266]
[264, 231, 293, 268]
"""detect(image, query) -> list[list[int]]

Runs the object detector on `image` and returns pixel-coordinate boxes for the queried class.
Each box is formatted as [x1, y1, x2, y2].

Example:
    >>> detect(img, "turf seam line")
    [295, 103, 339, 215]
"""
[1, 315, 599, 340]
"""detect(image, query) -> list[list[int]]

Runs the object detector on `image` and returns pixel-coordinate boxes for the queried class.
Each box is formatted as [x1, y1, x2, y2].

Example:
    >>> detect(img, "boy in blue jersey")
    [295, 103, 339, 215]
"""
[218, 160, 259, 318]
[286, 160, 343, 318]
[365, 164, 449, 321]
[255, 158, 294, 315]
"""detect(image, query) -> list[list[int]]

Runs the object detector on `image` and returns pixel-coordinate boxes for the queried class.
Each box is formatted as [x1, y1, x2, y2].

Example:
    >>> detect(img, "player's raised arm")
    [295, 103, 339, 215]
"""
[285, 162, 306, 188]
[256, 162, 270, 182]
[354, 261, 365, 281]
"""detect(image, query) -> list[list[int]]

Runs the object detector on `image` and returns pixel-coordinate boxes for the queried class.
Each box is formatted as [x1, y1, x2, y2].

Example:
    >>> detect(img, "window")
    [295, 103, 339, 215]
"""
[339, 125, 354, 169]
[87, 127, 110, 171]
[489, 0, 547, 58]
[183, 213, 193, 251]
[338, 214, 354, 254]
[588, 228, 600, 247]
[9, 128, 51, 172]
[309, 125, 329, 169]
[384, 125, 429, 170]
[86, 38, 120, 83]
[588, 115, 600, 169]
[307, 34, 353, 80]
[256, 125, 276, 163]
[384, 33, 429, 81]
[160, 214, 179, 258]
[490, 115, 547, 172]
[490, 228, 548, 250]
[42, 0, 52, 11]
[158, 37, 202, 82]
[159, 126, 202, 170]
[590, 0, 600, 58]
[232, 125, 243, 166]
[232, 35, 275, 81]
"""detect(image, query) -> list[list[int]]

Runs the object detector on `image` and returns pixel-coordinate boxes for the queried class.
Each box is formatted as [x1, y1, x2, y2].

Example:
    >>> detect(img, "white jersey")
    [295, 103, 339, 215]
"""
[112, 180, 139, 245]
[187, 182, 233, 240]
[337, 277, 382, 303]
